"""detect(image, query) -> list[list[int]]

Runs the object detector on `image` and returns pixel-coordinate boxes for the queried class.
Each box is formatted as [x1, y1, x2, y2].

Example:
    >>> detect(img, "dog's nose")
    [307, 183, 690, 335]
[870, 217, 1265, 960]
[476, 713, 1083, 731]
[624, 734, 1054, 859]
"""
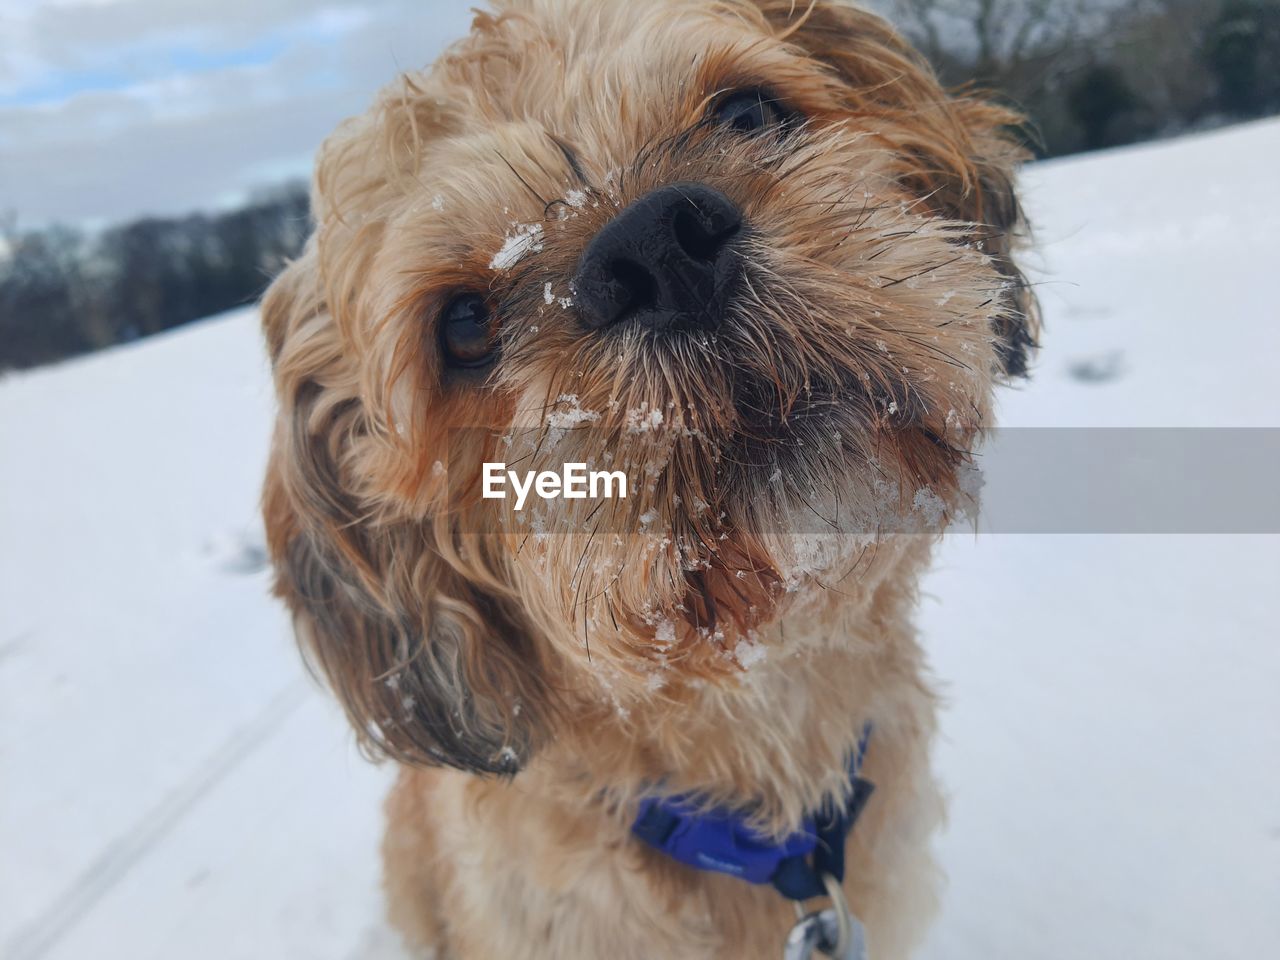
[573, 183, 742, 332]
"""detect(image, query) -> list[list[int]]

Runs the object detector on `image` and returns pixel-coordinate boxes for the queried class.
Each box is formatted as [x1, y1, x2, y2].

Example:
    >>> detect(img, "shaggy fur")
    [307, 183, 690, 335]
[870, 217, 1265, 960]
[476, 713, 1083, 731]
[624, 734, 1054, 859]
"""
[260, 1, 1036, 956]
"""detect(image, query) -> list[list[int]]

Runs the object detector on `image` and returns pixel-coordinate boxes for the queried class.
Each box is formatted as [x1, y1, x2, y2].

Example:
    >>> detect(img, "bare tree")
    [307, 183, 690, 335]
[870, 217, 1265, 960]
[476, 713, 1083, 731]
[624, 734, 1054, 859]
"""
[889, 0, 1107, 82]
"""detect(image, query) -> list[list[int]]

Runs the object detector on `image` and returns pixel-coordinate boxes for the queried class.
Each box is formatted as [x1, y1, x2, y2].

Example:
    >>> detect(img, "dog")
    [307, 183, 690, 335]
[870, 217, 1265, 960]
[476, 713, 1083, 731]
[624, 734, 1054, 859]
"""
[260, 1, 1036, 956]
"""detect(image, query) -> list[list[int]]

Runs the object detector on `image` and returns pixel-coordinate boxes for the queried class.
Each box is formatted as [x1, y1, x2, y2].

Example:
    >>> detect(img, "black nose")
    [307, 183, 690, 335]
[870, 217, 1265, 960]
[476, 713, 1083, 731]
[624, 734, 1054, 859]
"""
[573, 183, 742, 332]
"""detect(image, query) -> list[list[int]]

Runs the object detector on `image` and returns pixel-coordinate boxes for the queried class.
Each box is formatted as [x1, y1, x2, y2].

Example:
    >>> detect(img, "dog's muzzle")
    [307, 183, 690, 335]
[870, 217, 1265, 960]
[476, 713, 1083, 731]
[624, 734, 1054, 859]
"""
[573, 183, 743, 333]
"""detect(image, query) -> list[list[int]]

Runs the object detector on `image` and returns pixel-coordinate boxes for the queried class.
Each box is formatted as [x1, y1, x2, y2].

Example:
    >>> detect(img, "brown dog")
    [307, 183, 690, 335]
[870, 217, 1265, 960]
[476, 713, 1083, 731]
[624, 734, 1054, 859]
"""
[260, 1, 1035, 956]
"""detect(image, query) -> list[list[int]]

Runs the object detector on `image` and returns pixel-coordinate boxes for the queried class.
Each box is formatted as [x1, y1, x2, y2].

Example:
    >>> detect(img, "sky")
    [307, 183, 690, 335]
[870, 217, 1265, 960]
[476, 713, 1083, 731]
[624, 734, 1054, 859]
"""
[0, 0, 477, 230]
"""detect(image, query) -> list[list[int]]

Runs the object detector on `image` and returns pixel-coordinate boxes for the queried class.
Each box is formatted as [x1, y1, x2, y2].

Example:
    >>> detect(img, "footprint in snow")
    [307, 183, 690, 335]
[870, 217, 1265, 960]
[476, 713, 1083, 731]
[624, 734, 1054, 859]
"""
[202, 528, 269, 575]
[1067, 351, 1126, 385]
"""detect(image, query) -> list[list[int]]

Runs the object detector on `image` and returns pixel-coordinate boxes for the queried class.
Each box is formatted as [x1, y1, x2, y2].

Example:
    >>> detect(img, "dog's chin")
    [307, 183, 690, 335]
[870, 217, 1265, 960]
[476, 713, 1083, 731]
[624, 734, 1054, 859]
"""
[501, 304, 973, 658]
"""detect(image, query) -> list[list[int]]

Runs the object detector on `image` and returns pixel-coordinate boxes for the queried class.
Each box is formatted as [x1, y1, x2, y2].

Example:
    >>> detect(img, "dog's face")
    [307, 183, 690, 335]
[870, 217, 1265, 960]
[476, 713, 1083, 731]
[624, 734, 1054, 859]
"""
[262, 0, 1035, 774]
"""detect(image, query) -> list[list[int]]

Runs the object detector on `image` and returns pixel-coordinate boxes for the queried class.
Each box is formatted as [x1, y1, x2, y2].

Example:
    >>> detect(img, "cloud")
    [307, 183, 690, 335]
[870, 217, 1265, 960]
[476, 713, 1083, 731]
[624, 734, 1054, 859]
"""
[0, 0, 476, 228]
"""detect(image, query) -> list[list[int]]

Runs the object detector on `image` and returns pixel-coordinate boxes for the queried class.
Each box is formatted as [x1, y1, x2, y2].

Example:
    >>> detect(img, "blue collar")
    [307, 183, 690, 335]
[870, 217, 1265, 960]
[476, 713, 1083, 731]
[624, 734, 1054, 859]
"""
[631, 727, 874, 901]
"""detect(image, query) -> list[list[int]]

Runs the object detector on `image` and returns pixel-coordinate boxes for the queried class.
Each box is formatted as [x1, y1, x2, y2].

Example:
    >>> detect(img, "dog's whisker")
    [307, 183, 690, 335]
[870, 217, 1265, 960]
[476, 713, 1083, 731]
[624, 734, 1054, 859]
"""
[496, 150, 551, 208]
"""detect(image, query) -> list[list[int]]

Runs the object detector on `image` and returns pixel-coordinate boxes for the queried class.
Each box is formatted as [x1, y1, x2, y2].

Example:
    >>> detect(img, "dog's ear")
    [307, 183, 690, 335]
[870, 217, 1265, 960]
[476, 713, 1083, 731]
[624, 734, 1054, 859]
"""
[752, 0, 1038, 377]
[260, 249, 550, 776]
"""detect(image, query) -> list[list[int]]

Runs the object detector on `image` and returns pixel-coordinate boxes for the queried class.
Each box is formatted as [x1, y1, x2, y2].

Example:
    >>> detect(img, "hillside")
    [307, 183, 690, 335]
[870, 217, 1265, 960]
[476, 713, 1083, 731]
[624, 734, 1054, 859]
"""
[3, 118, 1278, 960]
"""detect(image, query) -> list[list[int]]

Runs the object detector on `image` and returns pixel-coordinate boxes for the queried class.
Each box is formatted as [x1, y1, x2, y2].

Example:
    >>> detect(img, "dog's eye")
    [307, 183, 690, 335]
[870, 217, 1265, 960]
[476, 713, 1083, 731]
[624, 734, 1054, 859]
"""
[711, 89, 791, 135]
[439, 293, 497, 369]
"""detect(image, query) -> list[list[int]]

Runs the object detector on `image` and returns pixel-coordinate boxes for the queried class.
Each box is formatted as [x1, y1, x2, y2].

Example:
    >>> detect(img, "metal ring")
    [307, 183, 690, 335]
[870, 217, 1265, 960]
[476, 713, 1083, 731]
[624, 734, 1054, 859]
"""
[820, 872, 852, 958]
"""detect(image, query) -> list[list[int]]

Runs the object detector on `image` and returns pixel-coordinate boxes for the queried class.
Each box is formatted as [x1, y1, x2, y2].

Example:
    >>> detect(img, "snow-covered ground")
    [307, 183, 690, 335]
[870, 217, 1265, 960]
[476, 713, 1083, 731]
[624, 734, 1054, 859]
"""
[3, 118, 1278, 960]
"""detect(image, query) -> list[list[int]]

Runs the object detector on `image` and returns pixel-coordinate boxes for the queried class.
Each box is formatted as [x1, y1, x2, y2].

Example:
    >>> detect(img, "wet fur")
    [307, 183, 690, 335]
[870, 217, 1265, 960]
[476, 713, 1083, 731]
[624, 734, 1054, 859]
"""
[261, 1, 1035, 956]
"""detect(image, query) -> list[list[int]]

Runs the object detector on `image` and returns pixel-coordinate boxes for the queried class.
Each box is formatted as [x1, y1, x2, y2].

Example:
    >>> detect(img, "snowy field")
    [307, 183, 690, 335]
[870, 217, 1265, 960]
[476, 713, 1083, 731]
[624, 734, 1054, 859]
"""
[3, 118, 1278, 960]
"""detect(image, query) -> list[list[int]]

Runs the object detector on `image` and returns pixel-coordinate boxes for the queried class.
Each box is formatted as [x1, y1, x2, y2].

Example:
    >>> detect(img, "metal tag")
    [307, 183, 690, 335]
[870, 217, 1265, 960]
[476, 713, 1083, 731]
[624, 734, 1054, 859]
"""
[783, 908, 867, 960]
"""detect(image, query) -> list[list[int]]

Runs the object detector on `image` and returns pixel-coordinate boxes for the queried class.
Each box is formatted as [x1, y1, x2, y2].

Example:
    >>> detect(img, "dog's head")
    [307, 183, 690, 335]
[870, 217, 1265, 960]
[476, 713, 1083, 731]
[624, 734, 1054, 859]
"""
[261, 0, 1036, 774]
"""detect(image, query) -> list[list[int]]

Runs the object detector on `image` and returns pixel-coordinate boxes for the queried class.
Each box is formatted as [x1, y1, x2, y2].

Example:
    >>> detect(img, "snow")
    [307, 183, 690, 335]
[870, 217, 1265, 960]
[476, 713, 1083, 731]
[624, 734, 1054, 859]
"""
[3, 118, 1279, 960]
[732, 638, 767, 670]
[625, 405, 664, 433]
[488, 222, 544, 270]
[915, 117, 1280, 960]
[546, 394, 600, 431]
[0, 314, 394, 960]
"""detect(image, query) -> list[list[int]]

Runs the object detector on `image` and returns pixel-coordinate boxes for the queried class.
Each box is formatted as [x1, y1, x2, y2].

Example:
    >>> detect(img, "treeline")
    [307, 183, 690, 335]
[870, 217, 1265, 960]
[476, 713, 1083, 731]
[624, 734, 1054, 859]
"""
[0, 184, 309, 370]
[4, 0, 1280, 370]
[889, 0, 1280, 154]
